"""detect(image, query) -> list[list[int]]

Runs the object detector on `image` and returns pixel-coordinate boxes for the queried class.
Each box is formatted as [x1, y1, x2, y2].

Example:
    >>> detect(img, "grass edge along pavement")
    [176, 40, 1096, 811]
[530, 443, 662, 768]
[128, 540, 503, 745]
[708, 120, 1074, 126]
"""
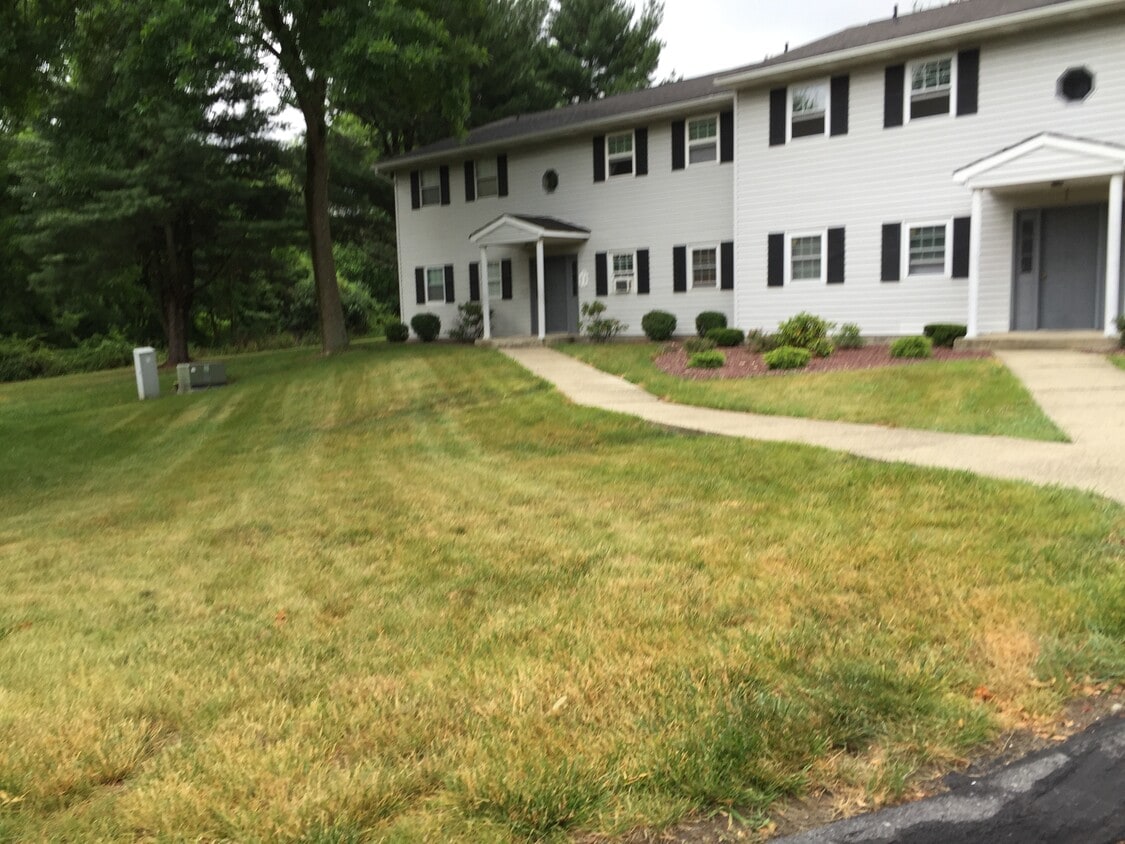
[561, 341, 1067, 442]
[0, 341, 1121, 841]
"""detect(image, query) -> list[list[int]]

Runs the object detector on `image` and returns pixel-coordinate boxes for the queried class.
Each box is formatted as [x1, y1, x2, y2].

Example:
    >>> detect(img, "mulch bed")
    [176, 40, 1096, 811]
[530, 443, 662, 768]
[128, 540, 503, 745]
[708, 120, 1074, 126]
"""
[656, 343, 991, 380]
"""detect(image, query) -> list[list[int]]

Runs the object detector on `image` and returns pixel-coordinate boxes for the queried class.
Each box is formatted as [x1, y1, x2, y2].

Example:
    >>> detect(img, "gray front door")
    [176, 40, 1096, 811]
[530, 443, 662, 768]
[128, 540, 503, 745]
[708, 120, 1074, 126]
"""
[530, 255, 579, 334]
[1038, 205, 1104, 330]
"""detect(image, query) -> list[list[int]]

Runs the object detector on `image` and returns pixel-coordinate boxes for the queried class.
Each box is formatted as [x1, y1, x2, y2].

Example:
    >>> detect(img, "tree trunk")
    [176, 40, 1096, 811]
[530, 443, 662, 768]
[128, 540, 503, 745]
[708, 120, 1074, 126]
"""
[158, 219, 194, 365]
[304, 113, 348, 354]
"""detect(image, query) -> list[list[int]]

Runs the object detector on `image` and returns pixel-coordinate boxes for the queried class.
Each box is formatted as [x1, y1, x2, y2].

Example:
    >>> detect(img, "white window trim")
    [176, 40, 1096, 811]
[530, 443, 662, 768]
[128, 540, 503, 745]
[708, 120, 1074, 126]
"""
[605, 130, 635, 178]
[685, 114, 720, 167]
[419, 168, 441, 207]
[901, 219, 954, 279]
[475, 158, 498, 199]
[424, 265, 446, 303]
[609, 250, 637, 295]
[689, 244, 720, 289]
[485, 260, 502, 299]
[904, 54, 957, 124]
[787, 79, 831, 142]
[784, 230, 828, 284]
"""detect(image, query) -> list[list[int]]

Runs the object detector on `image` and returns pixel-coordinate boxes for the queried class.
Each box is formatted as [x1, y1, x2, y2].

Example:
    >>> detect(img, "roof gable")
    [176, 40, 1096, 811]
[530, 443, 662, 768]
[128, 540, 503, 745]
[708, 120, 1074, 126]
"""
[954, 133, 1125, 188]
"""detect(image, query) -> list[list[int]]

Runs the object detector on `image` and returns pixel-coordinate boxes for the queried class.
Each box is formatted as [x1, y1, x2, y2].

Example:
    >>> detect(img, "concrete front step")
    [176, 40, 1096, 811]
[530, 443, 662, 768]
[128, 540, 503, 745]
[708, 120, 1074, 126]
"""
[476, 334, 579, 349]
[956, 331, 1119, 352]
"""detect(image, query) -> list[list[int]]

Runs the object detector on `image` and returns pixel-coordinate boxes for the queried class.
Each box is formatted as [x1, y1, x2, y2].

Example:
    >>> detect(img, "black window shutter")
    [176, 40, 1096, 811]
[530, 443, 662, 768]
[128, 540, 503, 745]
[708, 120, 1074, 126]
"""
[830, 75, 850, 136]
[882, 223, 902, 281]
[497, 154, 509, 196]
[769, 88, 787, 146]
[501, 259, 513, 300]
[469, 262, 480, 301]
[414, 267, 425, 303]
[671, 119, 686, 170]
[957, 48, 980, 116]
[595, 252, 608, 296]
[951, 216, 971, 278]
[767, 234, 784, 287]
[463, 161, 475, 202]
[673, 246, 687, 293]
[410, 171, 421, 209]
[720, 241, 734, 290]
[884, 65, 905, 128]
[720, 109, 734, 162]
[636, 249, 650, 295]
[827, 228, 846, 284]
[635, 128, 648, 176]
[593, 136, 606, 182]
[439, 165, 450, 205]
[444, 264, 455, 302]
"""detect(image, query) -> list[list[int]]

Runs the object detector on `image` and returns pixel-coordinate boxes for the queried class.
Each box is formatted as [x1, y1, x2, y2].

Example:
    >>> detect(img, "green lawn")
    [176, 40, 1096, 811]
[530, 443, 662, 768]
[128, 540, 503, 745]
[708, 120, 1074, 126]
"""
[1112, 354, 1124, 371]
[561, 342, 1067, 441]
[1, 342, 1121, 842]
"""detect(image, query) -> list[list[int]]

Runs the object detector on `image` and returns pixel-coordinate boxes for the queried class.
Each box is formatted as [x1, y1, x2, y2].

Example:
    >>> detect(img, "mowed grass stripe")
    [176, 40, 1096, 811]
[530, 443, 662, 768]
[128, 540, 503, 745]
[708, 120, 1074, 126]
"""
[0, 342, 1120, 841]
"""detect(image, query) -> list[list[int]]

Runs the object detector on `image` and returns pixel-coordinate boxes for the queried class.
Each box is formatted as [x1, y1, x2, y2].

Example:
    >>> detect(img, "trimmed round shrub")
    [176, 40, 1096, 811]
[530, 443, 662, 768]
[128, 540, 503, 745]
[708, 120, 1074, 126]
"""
[641, 310, 677, 341]
[683, 336, 716, 354]
[763, 345, 812, 370]
[809, 337, 835, 358]
[385, 321, 409, 343]
[410, 313, 442, 342]
[923, 323, 968, 348]
[777, 312, 833, 350]
[745, 329, 781, 354]
[834, 323, 864, 349]
[890, 335, 933, 359]
[695, 311, 727, 337]
[705, 327, 745, 347]
[687, 350, 725, 369]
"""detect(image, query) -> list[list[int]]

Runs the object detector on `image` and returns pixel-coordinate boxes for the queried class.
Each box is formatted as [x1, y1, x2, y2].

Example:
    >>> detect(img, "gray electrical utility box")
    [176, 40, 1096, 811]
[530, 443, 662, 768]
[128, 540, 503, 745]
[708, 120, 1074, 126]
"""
[176, 362, 228, 394]
[133, 347, 159, 400]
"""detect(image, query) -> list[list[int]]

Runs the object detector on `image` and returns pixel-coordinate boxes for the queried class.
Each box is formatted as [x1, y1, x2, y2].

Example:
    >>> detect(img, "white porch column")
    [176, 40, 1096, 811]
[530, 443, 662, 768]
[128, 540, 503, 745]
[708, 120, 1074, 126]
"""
[479, 246, 492, 341]
[967, 188, 983, 339]
[535, 238, 546, 341]
[1106, 173, 1123, 338]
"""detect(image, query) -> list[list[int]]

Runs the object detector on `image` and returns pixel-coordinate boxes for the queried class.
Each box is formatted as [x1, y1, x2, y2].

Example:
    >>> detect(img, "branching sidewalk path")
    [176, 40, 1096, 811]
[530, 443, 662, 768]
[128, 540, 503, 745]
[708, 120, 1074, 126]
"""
[503, 347, 1125, 505]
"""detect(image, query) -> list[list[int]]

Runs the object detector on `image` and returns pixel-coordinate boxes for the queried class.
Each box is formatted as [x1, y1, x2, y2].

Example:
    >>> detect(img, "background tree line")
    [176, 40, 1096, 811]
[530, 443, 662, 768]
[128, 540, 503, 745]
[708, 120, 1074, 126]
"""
[0, 0, 664, 374]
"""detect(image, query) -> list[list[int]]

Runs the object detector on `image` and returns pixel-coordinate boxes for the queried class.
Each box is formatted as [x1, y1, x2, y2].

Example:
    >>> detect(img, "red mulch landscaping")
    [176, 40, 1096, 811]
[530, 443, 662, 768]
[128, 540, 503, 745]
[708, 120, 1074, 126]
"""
[657, 343, 991, 380]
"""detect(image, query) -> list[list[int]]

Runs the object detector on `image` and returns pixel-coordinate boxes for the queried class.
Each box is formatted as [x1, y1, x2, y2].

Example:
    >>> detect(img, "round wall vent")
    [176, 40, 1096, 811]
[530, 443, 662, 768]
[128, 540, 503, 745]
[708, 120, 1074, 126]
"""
[1057, 67, 1094, 102]
[542, 169, 559, 193]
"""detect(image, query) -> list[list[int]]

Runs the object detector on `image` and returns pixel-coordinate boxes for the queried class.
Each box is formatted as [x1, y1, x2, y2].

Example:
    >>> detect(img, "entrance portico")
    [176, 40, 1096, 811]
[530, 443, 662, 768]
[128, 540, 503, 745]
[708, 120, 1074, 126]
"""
[468, 214, 590, 341]
[954, 133, 1125, 339]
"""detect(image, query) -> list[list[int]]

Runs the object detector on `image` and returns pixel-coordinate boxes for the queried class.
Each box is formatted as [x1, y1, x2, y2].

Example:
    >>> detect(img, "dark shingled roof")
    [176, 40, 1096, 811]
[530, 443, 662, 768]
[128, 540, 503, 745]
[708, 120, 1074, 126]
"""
[381, 0, 1094, 171]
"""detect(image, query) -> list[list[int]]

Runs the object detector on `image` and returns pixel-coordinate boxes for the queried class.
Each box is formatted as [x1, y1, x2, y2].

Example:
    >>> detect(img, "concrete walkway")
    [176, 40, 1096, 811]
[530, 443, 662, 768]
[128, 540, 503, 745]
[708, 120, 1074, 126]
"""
[502, 347, 1125, 505]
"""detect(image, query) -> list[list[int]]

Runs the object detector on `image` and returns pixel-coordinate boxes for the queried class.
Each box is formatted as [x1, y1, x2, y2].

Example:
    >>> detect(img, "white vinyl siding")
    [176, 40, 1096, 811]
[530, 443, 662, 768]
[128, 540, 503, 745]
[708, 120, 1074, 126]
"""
[789, 81, 829, 139]
[905, 221, 951, 278]
[687, 116, 718, 165]
[476, 158, 498, 198]
[690, 246, 718, 288]
[425, 266, 445, 302]
[419, 168, 441, 206]
[607, 131, 634, 177]
[611, 252, 636, 294]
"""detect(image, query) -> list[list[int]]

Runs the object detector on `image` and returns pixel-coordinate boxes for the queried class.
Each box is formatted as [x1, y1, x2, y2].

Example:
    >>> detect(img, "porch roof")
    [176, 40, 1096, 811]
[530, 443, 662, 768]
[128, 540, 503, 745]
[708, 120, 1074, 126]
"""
[953, 132, 1125, 190]
[469, 214, 590, 247]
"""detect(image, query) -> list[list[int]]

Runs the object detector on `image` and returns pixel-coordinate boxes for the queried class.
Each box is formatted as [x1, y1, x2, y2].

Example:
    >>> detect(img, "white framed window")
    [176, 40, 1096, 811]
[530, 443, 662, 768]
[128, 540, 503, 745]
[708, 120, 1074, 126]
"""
[686, 116, 718, 165]
[419, 168, 441, 206]
[610, 251, 635, 294]
[476, 158, 498, 198]
[785, 231, 827, 283]
[485, 260, 502, 300]
[606, 131, 634, 177]
[425, 266, 446, 302]
[906, 56, 955, 121]
[690, 246, 718, 288]
[789, 81, 829, 139]
[903, 221, 951, 277]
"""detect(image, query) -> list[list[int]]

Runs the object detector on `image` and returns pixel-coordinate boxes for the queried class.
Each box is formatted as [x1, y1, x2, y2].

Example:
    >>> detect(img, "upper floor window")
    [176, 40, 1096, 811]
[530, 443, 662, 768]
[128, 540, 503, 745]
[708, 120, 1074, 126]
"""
[687, 116, 718, 164]
[690, 246, 718, 288]
[419, 168, 441, 206]
[476, 158, 498, 197]
[607, 132, 634, 177]
[909, 56, 954, 120]
[611, 252, 635, 293]
[790, 82, 828, 139]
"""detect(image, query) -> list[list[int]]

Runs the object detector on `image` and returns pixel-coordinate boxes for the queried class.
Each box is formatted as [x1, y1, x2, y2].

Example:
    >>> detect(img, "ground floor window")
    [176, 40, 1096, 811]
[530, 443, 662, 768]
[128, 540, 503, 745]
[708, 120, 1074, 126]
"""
[611, 252, 635, 293]
[788, 233, 825, 282]
[485, 260, 502, 299]
[907, 222, 948, 276]
[691, 246, 718, 288]
[426, 266, 446, 302]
